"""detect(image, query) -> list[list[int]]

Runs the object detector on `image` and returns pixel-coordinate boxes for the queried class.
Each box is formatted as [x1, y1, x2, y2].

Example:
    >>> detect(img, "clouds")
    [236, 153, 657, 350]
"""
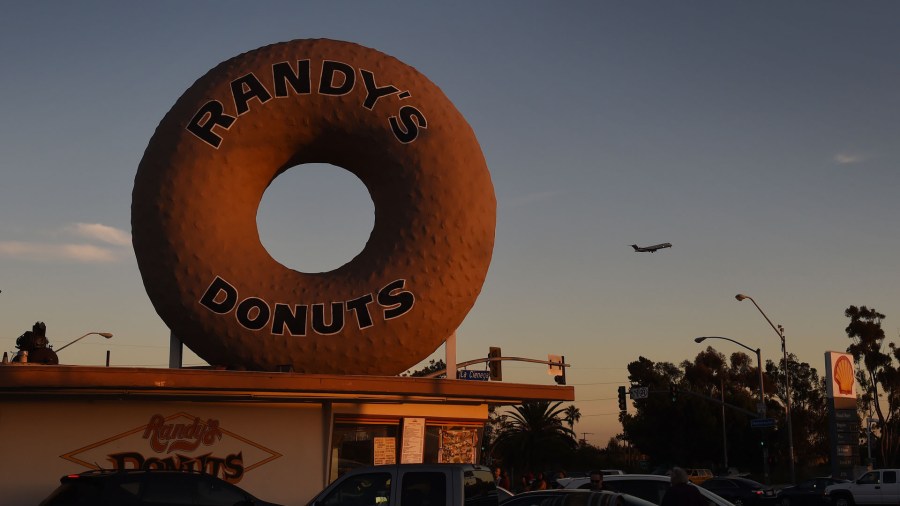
[0, 223, 130, 263]
[67, 223, 131, 247]
[833, 152, 867, 165]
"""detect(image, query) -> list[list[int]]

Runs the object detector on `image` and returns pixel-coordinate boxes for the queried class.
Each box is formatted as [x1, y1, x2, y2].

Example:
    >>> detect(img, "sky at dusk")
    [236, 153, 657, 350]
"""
[2, 2, 899, 446]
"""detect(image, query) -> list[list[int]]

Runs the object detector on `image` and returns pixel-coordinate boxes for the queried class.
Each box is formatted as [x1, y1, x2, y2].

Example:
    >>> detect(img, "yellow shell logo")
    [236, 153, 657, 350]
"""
[834, 355, 854, 395]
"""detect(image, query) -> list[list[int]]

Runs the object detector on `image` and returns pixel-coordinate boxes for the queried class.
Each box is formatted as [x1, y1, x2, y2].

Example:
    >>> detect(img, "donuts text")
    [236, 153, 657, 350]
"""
[199, 276, 416, 336]
[186, 59, 428, 148]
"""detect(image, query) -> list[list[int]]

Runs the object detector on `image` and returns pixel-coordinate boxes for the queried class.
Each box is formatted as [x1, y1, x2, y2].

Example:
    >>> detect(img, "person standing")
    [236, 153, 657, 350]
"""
[493, 467, 511, 490]
[589, 471, 607, 491]
[662, 468, 706, 506]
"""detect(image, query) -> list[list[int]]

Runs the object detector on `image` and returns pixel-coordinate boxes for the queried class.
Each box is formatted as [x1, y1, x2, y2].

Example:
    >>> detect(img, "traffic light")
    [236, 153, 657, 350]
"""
[617, 386, 627, 412]
[488, 347, 502, 381]
[670, 383, 677, 402]
[548, 354, 566, 385]
[554, 358, 567, 385]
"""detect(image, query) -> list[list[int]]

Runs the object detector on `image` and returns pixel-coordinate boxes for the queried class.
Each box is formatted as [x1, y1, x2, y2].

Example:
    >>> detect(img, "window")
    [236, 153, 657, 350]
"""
[331, 421, 400, 481]
[320, 472, 392, 506]
[884, 471, 897, 484]
[858, 472, 879, 485]
[401, 472, 446, 506]
[464, 469, 498, 506]
[194, 475, 249, 506]
[142, 474, 197, 505]
[100, 478, 141, 505]
[605, 480, 667, 504]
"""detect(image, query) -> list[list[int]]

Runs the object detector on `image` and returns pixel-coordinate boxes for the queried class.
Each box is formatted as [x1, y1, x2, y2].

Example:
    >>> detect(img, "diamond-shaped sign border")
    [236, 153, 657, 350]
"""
[60, 411, 282, 473]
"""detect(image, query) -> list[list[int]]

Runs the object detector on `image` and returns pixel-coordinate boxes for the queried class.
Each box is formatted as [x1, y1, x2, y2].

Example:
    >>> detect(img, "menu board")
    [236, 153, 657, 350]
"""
[400, 417, 425, 464]
[438, 429, 478, 463]
[373, 437, 396, 465]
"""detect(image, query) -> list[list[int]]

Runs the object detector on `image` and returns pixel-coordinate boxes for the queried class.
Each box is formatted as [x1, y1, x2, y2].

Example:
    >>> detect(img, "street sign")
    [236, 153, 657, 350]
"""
[630, 387, 649, 400]
[457, 369, 490, 381]
[750, 418, 777, 429]
[547, 354, 563, 376]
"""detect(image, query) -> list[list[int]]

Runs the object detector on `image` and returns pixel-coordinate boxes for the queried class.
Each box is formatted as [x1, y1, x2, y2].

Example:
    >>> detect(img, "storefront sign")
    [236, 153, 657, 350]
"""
[400, 418, 425, 464]
[438, 429, 477, 464]
[373, 437, 397, 465]
[61, 412, 282, 483]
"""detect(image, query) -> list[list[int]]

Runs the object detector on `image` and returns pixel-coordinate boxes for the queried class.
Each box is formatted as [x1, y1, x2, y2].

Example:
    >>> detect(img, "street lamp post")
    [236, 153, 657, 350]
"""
[736, 293, 795, 484]
[720, 374, 728, 470]
[55, 332, 114, 352]
[695, 335, 769, 484]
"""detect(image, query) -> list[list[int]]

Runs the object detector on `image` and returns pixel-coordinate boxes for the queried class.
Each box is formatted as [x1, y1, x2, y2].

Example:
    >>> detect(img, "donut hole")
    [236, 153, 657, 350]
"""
[256, 163, 374, 273]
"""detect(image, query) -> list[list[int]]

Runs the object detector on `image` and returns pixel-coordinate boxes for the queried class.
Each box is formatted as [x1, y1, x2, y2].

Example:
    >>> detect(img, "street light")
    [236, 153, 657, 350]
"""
[716, 372, 728, 470]
[736, 293, 795, 483]
[55, 332, 113, 352]
[695, 335, 769, 484]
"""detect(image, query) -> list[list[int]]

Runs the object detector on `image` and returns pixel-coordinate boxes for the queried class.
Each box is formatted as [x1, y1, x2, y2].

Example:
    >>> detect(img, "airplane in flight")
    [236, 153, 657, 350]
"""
[631, 242, 672, 253]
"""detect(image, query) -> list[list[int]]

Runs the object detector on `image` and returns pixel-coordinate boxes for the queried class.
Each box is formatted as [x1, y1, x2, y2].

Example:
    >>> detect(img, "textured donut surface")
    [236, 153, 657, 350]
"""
[132, 39, 495, 374]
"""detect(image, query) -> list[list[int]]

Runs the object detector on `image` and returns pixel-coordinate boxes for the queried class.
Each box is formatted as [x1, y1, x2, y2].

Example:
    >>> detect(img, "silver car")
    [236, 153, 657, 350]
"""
[558, 474, 734, 506]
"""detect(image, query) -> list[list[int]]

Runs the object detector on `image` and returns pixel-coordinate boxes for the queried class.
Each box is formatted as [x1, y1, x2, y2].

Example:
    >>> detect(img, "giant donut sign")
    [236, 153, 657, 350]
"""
[132, 39, 495, 375]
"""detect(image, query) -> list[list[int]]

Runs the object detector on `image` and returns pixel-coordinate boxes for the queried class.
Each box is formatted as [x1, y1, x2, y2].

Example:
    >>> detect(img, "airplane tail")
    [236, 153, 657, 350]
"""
[630, 245, 639, 251]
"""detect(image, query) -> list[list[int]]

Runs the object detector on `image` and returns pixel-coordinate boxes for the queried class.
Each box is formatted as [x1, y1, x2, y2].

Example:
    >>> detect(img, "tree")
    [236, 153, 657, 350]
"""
[564, 404, 581, 431]
[765, 352, 828, 470]
[845, 305, 900, 465]
[492, 401, 577, 474]
[620, 356, 699, 468]
[621, 350, 828, 478]
[402, 358, 446, 378]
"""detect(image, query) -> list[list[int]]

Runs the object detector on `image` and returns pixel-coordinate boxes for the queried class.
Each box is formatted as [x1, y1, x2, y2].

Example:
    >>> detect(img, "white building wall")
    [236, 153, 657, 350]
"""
[0, 399, 324, 506]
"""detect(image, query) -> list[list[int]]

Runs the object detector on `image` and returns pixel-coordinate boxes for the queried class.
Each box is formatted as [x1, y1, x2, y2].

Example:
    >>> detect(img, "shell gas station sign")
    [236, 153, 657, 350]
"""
[825, 351, 856, 400]
[825, 351, 859, 479]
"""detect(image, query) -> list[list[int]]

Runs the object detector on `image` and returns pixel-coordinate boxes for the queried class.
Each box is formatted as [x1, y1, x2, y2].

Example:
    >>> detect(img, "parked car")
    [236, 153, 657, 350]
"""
[39, 469, 283, 506]
[778, 478, 849, 506]
[556, 474, 733, 506]
[502, 489, 656, 506]
[700, 477, 776, 506]
[825, 469, 900, 506]
[687, 469, 715, 485]
[306, 463, 497, 506]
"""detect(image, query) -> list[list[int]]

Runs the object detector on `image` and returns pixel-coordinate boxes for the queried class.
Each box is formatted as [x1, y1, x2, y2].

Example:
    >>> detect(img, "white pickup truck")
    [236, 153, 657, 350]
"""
[306, 464, 499, 506]
[826, 469, 900, 506]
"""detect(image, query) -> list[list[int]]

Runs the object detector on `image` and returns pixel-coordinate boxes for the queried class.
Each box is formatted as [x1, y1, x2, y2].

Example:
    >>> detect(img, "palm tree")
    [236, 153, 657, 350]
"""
[563, 404, 581, 431]
[492, 401, 577, 475]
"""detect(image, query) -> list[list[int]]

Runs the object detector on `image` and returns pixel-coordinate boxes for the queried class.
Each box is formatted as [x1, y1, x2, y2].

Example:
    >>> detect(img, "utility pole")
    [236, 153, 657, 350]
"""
[580, 433, 593, 446]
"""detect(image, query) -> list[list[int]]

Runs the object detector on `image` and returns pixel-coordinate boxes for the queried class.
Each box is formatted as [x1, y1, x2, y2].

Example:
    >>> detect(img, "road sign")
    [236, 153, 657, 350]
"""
[750, 418, 777, 429]
[457, 370, 490, 381]
[630, 387, 649, 400]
